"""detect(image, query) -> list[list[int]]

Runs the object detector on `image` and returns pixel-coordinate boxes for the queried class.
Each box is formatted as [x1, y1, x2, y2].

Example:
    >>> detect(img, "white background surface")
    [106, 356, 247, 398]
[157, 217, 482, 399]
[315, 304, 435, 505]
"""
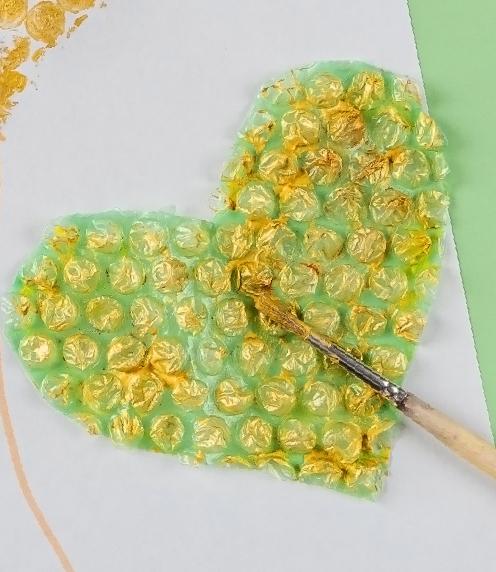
[0, 1, 493, 571]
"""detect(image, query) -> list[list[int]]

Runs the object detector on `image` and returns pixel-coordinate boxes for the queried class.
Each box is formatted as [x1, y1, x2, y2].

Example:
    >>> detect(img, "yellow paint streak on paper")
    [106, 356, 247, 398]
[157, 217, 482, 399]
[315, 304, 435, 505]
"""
[0, 0, 99, 137]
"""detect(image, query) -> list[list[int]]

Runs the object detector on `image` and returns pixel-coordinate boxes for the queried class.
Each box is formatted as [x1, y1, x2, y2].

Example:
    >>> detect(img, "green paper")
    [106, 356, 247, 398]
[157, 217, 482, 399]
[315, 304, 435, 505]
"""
[409, 0, 496, 438]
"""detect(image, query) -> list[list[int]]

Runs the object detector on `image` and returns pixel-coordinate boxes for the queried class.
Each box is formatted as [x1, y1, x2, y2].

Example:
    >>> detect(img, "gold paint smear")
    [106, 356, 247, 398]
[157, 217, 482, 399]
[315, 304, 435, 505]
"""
[58, 0, 94, 13]
[0, 1, 99, 566]
[0, 0, 27, 29]
[26, 2, 66, 47]
[66, 12, 87, 37]
[0, 0, 100, 137]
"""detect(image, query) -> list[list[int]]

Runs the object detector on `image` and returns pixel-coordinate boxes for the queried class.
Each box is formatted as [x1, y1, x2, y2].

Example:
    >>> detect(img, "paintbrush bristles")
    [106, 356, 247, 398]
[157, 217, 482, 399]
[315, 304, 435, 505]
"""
[251, 294, 496, 481]
[252, 294, 311, 339]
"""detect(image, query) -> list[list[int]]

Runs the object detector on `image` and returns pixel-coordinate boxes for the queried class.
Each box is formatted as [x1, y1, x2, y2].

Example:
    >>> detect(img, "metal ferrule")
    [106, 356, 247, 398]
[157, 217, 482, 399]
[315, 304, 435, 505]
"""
[308, 334, 409, 408]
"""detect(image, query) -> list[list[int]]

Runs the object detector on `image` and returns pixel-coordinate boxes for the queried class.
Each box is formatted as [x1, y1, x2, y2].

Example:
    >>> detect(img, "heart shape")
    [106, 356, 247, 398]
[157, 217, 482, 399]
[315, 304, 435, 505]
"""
[4, 61, 449, 497]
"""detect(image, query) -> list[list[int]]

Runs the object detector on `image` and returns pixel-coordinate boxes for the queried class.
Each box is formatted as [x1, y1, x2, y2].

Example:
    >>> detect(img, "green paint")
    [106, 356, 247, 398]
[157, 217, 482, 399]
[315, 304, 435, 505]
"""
[409, 0, 496, 437]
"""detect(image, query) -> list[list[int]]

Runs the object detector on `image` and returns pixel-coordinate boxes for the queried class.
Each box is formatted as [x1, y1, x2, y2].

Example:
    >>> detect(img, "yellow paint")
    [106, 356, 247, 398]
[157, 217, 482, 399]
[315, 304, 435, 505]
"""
[0, 0, 98, 137]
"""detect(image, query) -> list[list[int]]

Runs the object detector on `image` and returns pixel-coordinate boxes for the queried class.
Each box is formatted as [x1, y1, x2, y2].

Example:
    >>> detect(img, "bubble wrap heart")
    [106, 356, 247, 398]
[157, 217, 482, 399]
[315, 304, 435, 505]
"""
[4, 62, 449, 497]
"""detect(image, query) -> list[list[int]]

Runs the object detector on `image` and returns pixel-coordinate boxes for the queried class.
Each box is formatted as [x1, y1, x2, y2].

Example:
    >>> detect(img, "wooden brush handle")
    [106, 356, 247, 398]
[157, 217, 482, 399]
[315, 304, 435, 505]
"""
[402, 393, 496, 479]
[251, 293, 496, 481]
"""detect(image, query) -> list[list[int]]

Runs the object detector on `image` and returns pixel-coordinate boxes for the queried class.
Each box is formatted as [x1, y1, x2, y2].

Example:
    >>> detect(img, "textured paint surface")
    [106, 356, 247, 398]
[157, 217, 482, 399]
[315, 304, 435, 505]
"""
[0, 0, 97, 138]
[5, 62, 450, 497]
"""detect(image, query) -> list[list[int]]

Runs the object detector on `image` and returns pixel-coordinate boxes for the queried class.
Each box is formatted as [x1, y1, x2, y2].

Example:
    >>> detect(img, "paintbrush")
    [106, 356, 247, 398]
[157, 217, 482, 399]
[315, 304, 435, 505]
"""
[251, 292, 496, 480]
